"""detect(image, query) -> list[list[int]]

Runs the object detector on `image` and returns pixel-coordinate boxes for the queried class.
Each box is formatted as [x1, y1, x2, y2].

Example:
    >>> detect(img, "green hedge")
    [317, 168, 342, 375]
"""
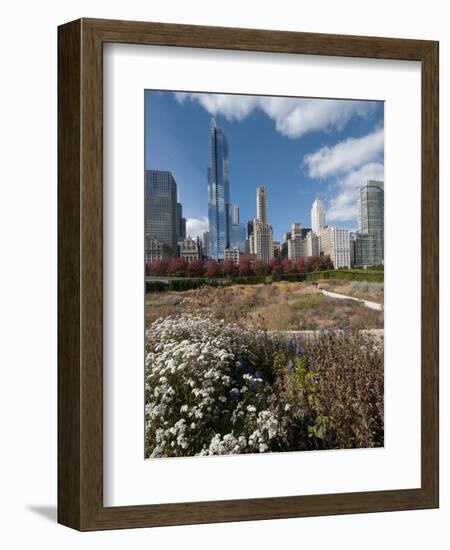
[273, 270, 383, 283]
[146, 269, 383, 293]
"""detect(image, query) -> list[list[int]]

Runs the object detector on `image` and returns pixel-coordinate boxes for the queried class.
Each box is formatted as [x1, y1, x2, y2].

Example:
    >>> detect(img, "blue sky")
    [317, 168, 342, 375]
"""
[145, 91, 384, 241]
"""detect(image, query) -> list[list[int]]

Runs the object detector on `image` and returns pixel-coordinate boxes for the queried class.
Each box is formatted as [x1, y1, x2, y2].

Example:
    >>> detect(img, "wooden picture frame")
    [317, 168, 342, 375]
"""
[58, 18, 439, 531]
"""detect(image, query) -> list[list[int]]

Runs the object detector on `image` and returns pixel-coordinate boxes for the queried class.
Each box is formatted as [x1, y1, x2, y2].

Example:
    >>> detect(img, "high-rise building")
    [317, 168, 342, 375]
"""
[252, 187, 274, 262]
[273, 241, 282, 259]
[305, 230, 319, 257]
[285, 222, 306, 261]
[208, 118, 230, 260]
[311, 198, 326, 235]
[320, 226, 351, 269]
[350, 232, 375, 268]
[202, 231, 209, 259]
[253, 220, 274, 263]
[358, 180, 384, 265]
[229, 203, 247, 252]
[256, 186, 268, 224]
[145, 170, 178, 256]
[176, 202, 186, 241]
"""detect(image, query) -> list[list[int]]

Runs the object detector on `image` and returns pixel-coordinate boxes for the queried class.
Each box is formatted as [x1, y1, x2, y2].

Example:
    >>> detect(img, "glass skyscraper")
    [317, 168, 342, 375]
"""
[145, 169, 178, 256]
[358, 180, 384, 265]
[229, 204, 247, 253]
[208, 118, 230, 260]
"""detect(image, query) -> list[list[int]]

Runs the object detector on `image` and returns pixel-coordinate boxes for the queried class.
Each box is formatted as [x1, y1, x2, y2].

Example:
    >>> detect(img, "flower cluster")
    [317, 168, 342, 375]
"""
[145, 313, 281, 458]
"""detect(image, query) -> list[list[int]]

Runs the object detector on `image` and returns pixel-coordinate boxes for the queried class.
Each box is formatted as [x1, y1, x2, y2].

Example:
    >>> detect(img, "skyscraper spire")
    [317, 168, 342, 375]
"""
[311, 197, 325, 235]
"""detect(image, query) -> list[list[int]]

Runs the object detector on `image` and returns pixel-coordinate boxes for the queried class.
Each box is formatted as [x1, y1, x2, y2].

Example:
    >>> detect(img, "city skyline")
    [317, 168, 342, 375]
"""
[145, 90, 384, 241]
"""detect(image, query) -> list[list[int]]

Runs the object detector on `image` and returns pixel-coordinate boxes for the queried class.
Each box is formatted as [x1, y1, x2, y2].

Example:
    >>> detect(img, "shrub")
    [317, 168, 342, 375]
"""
[238, 258, 255, 277]
[145, 313, 384, 457]
[168, 258, 188, 277]
[271, 331, 384, 450]
[222, 259, 237, 278]
[145, 314, 280, 457]
[146, 281, 168, 293]
[206, 260, 222, 278]
[187, 259, 205, 278]
[147, 259, 169, 276]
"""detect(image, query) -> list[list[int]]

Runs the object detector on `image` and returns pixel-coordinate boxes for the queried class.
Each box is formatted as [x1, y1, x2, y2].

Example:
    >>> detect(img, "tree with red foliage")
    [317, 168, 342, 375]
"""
[238, 258, 255, 277]
[222, 259, 237, 278]
[148, 259, 169, 276]
[205, 260, 222, 278]
[168, 257, 188, 276]
[319, 254, 334, 270]
[254, 259, 269, 276]
[281, 258, 294, 274]
[268, 258, 282, 275]
[187, 259, 205, 278]
[295, 258, 307, 273]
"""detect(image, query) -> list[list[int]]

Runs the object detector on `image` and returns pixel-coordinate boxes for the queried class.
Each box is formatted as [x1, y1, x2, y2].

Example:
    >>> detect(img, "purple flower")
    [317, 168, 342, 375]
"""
[287, 360, 295, 372]
[296, 346, 306, 357]
[311, 376, 318, 384]
[255, 371, 262, 379]
[307, 364, 315, 372]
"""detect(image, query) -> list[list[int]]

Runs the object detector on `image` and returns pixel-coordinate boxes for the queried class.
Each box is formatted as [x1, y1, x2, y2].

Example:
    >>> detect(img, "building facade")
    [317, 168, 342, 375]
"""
[208, 118, 230, 260]
[179, 237, 200, 263]
[320, 226, 351, 269]
[229, 203, 247, 252]
[256, 186, 268, 224]
[251, 186, 274, 262]
[224, 247, 240, 265]
[202, 231, 209, 259]
[351, 232, 375, 268]
[358, 180, 384, 265]
[305, 230, 319, 257]
[145, 237, 172, 263]
[145, 170, 178, 256]
[177, 202, 186, 241]
[311, 198, 326, 235]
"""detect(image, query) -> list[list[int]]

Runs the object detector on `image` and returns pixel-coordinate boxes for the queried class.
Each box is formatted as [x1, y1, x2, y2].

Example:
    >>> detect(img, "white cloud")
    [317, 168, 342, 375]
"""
[326, 162, 384, 222]
[304, 128, 384, 178]
[174, 93, 376, 139]
[186, 216, 209, 239]
[175, 92, 259, 122]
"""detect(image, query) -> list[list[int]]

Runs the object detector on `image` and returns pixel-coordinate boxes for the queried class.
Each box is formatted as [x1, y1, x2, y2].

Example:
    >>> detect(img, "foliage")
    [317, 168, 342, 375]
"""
[187, 259, 205, 278]
[168, 258, 188, 277]
[238, 258, 255, 277]
[206, 260, 222, 278]
[145, 313, 384, 457]
[222, 259, 237, 278]
[145, 314, 279, 457]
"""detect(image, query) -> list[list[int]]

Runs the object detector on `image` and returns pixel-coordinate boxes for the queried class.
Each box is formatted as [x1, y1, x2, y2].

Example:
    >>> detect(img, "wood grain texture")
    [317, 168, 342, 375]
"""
[57, 19, 82, 530]
[58, 18, 439, 531]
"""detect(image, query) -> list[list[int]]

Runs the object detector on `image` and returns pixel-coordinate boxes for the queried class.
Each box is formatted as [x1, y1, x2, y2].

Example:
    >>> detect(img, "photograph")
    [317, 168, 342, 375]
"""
[144, 90, 385, 459]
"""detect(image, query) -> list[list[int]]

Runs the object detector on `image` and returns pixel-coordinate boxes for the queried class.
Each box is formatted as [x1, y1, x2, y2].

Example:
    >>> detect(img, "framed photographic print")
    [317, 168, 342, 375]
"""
[58, 18, 439, 530]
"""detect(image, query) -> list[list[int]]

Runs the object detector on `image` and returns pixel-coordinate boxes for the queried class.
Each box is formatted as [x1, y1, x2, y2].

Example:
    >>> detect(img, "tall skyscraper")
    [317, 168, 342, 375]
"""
[358, 180, 384, 265]
[252, 187, 274, 262]
[202, 230, 209, 259]
[145, 170, 178, 256]
[311, 198, 326, 235]
[256, 186, 268, 224]
[176, 202, 186, 241]
[208, 118, 230, 260]
[229, 203, 247, 253]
